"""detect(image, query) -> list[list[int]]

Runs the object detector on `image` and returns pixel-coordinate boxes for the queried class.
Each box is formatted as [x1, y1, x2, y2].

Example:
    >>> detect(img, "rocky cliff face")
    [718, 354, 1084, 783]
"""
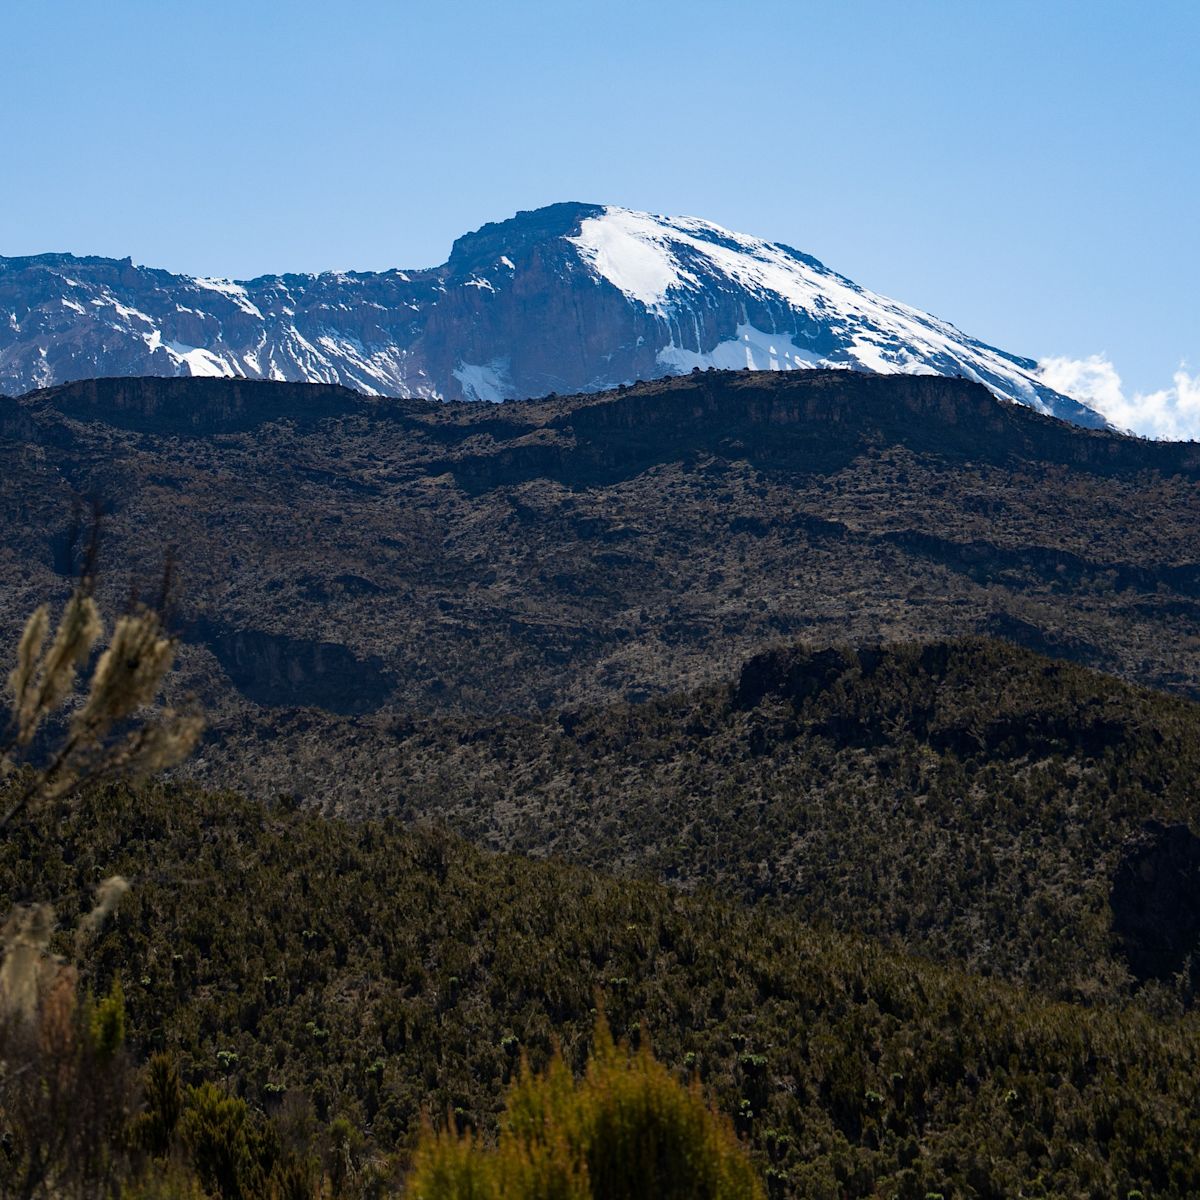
[1, 203, 1103, 425]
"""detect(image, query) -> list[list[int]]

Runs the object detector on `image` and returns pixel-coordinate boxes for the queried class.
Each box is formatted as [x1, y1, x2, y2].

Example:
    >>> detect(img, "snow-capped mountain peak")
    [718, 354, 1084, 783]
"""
[566, 206, 1086, 422]
[0, 202, 1103, 427]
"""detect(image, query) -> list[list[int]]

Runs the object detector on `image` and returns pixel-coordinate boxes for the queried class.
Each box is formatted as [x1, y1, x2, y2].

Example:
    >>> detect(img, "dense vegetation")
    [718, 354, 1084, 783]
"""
[5, 775, 1199, 1198]
[210, 638, 1200, 1006]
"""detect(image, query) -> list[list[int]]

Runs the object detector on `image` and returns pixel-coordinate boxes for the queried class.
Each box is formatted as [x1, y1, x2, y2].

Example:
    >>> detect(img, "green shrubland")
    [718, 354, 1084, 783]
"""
[3, 581, 1199, 1196]
[0, 776, 1196, 1197]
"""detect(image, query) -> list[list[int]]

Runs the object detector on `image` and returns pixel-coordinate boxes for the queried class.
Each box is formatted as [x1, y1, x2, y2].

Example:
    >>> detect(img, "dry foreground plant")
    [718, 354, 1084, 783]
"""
[0, 566, 202, 1198]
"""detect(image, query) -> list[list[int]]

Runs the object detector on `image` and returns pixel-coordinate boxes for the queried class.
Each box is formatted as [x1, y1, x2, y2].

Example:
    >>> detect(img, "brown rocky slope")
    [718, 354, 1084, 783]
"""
[1, 368, 1199, 807]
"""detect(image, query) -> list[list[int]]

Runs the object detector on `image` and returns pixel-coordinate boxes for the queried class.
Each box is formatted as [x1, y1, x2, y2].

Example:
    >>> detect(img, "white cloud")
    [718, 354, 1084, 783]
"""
[1037, 354, 1200, 441]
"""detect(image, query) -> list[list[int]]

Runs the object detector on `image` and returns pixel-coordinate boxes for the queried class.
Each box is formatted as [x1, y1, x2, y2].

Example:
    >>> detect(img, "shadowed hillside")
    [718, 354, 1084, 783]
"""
[5, 372, 1200, 1195]
[194, 636, 1200, 1006]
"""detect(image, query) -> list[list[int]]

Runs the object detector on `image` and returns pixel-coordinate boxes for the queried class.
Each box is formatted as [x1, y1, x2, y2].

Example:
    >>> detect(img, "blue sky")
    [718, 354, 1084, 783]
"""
[4, 1, 1197, 431]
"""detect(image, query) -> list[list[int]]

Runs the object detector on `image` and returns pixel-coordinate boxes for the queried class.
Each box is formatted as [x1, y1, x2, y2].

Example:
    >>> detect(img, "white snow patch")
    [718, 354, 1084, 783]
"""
[567, 205, 1086, 420]
[568, 209, 696, 311]
[111, 300, 155, 326]
[194, 277, 264, 319]
[453, 359, 514, 403]
[60, 298, 86, 314]
[164, 340, 237, 377]
[464, 276, 496, 292]
[657, 324, 826, 373]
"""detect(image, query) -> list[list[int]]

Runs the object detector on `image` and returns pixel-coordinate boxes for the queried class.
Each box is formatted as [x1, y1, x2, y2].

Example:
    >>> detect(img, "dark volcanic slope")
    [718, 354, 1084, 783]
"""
[1, 369, 1198, 749]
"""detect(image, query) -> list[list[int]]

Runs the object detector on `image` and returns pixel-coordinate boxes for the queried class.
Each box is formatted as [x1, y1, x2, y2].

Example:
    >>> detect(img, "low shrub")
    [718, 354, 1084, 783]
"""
[410, 1015, 763, 1200]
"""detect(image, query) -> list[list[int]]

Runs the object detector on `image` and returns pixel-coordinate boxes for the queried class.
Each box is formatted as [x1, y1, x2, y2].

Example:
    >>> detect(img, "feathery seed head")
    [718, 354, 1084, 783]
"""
[74, 875, 130, 956]
[75, 611, 176, 739]
[18, 593, 103, 743]
[2, 577, 202, 829]
[7, 604, 49, 713]
[0, 903, 56, 1022]
[123, 712, 205, 776]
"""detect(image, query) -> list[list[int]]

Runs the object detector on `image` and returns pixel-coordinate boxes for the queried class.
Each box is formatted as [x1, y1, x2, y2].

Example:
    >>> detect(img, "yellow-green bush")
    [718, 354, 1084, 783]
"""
[122, 1160, 209, 1200]
[409, 1017, 763, 1200]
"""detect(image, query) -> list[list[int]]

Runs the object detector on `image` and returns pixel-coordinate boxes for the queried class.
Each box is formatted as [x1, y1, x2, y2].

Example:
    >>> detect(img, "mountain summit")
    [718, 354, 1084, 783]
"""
[0, 202, 1102, 425]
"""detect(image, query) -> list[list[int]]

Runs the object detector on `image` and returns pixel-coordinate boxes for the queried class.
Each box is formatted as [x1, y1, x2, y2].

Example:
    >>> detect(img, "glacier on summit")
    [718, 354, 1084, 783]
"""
[568, 207, 1074, 419]
[0, 202, 1104, 427]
